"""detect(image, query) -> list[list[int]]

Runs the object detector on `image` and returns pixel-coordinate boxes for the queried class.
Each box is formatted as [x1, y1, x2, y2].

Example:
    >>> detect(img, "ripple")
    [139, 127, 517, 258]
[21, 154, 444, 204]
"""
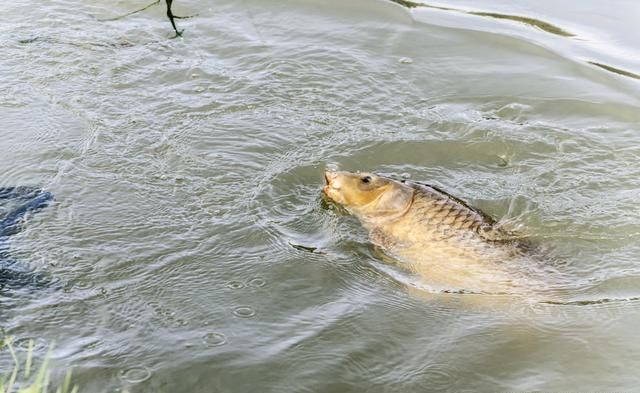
[232, 306, 256, 318]
[4, 1, 640, 392]
[71, 280, 95, 290]
[541, 297, 640, 306]
[226, 281, 244, 289]
[203, 332, 227, 347]
[119, 366, 152, 384]
[414, 364, 459, 391]
[589, 61, 640, 81]
[469, 11, 574, 37]
[14, 337, 48, 352]
[247, 278, 267, 288]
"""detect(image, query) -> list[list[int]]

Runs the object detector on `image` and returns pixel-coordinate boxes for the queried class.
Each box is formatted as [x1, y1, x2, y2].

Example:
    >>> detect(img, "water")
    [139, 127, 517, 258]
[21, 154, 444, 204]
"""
[1, 0, 639, 391]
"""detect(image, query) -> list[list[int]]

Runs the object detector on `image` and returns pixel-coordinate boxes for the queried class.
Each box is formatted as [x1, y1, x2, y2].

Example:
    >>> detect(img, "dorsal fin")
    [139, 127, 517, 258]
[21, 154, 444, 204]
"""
[406, 181, 497, 224]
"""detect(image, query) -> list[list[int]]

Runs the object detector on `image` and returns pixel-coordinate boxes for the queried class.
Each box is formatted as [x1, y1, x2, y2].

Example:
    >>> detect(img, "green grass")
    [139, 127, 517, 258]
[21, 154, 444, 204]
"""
[0, 337, 77, 393]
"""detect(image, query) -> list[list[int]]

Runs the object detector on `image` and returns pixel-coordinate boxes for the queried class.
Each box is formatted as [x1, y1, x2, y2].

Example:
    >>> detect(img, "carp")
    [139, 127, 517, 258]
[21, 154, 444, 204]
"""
[322, 170, 537, 294]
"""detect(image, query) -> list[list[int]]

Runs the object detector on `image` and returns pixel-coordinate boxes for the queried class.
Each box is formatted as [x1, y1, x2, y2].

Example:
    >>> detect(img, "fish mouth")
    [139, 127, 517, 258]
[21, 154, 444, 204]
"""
[323, 171, 336, 195]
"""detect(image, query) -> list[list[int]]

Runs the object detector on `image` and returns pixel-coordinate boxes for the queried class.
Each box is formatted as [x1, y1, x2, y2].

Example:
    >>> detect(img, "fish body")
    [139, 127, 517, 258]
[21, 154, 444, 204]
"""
[323, 171, 533, 294]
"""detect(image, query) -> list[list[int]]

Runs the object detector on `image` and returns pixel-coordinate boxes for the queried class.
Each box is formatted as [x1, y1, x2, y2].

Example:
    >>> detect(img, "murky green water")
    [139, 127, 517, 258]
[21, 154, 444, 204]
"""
[2, 0, 640, 391]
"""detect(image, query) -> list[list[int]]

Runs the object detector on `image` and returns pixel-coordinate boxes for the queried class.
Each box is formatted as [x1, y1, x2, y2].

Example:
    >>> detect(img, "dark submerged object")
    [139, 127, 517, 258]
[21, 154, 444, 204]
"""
[0, 186, 54, 294]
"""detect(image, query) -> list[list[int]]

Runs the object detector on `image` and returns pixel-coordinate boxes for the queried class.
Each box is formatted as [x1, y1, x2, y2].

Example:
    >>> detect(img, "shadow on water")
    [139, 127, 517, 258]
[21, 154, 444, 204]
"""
[0, 187, 54, 297]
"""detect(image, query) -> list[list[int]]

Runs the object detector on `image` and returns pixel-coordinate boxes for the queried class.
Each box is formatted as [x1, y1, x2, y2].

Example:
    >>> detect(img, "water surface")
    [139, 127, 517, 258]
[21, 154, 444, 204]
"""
[1, 0, 640, 391]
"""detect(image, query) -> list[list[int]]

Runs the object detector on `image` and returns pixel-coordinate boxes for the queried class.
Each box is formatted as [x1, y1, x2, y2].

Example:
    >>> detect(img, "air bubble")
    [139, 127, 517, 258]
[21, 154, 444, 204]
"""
[203, 332, 227, 346]
[72, 280, 94, 290]
[227, 281, 244, 289]
[232, 306, 256, 318]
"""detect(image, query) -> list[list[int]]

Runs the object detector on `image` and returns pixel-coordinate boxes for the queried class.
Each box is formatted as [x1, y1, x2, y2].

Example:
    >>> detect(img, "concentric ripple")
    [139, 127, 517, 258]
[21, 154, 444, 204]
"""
[232, 306, 256, 318]
[119, 366, 152, 384]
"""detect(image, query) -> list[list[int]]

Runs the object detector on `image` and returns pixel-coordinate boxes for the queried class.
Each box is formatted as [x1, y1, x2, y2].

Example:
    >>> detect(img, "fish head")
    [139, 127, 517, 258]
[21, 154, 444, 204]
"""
[323, 171, 414, 219]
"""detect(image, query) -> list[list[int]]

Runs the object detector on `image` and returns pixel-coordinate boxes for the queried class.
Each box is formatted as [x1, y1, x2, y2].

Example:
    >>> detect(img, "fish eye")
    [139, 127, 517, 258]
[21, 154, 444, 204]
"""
[361, 176, 372, 183]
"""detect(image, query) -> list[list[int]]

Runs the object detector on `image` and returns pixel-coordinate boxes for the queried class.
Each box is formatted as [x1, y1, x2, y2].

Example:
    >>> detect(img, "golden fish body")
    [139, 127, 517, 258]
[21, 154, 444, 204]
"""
[323, 171, 533, 294]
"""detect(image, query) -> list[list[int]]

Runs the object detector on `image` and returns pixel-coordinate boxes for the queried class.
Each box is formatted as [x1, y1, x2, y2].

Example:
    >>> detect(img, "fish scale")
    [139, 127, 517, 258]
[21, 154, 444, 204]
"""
[411, 184, 489, 232]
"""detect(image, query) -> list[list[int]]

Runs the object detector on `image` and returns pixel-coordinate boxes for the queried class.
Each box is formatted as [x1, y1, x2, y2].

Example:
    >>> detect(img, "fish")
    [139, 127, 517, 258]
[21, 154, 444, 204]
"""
[322, 170, 537, 294]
